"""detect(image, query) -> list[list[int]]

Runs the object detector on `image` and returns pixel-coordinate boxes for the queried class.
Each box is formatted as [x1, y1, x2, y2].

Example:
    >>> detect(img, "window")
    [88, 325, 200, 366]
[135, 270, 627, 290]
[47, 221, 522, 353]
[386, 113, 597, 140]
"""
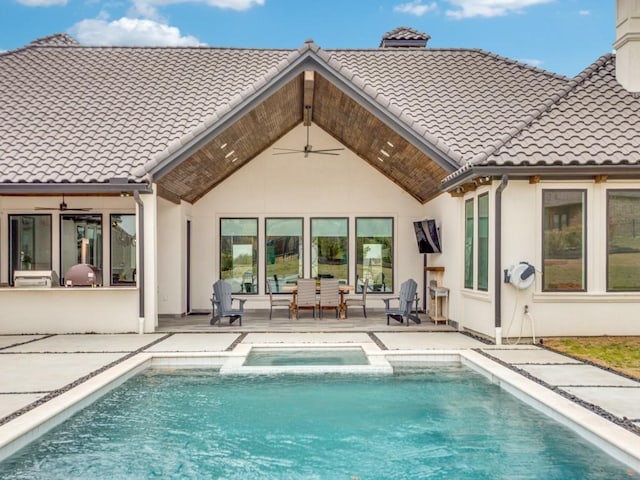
[265, 218, 303, 293]
[607, 190, 640, 291]
[477, 194, 489, 291]
[61, 214, 103, 285]
[9, 215, 52, 285]
[110, 214, 136, 286]
[220, 218, 258, 294]
[311, 218, 348, 283]
[356, 217, 393, 293]
[464, 199, 474, 289]
[542, 190, 586, 291]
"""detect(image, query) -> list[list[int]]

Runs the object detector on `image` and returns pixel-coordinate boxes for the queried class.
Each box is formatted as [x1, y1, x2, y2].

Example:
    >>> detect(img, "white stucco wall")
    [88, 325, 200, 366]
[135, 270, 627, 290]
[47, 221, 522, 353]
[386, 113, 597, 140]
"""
[160, 124, 429, 314]
[450, 179, 640, 340]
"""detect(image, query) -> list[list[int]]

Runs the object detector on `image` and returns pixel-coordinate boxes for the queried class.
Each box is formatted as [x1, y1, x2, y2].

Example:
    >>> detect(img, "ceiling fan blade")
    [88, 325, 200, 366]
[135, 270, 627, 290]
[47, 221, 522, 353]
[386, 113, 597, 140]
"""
[311, 148, 345, 153]
[273, 151, 305, 155]
[309, 151, 341, 156]
[273, 148, 305, 152]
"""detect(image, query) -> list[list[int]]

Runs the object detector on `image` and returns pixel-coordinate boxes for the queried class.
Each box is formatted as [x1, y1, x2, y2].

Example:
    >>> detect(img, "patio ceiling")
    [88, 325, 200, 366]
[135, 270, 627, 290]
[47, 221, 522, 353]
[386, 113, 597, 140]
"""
[155, 71, 450, 204]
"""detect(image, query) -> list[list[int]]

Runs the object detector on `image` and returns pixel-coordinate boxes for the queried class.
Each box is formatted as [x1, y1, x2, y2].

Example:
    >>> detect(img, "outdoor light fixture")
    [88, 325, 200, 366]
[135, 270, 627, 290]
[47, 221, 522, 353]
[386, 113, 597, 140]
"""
[220, 143, 227, 149]
[377, 156, 384, 162]
[387, 141, 394, 148]
[224, 150, 235, 158]
[380, 149, 390, 157]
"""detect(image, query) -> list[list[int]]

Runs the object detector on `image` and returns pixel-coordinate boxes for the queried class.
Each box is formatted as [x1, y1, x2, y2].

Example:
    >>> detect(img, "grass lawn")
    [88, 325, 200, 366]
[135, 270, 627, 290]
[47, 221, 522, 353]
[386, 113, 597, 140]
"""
[544, 337, 640, 381]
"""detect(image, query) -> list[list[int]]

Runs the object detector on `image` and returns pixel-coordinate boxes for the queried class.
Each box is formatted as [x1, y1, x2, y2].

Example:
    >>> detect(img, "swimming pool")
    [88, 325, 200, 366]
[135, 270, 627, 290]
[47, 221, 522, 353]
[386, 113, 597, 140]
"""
[1, 364, 636, 479]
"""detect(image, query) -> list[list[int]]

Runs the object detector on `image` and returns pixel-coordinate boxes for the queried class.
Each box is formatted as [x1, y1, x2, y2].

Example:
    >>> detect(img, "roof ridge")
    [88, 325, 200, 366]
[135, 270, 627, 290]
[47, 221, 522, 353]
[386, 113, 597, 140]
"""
[465, 53, 613, 167]
[29, 33, 79, 47]
[472, 48, 569, 82]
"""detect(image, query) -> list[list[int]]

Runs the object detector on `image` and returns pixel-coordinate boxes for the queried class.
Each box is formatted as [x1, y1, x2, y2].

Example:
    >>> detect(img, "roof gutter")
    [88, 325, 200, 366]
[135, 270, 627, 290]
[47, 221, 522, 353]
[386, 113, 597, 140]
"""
[133, 191, 145, 333]
[493, 175, 509, 345]
[441, 164, 640, 192]
[0, 181, 152, 195]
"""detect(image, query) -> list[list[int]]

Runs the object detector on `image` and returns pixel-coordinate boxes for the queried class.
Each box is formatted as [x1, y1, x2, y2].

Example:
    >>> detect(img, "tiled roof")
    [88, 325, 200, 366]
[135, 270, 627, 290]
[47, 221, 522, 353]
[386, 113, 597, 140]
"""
[0, 44, 292, 183]
[327, 48, 568, 161]
[460, 54, 640, 171]
[0, 36, 568, 186]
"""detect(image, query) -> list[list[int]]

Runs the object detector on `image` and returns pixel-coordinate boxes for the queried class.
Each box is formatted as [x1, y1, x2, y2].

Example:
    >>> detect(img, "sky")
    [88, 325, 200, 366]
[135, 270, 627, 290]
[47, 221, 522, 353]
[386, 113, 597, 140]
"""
[0, 0, 616, 77]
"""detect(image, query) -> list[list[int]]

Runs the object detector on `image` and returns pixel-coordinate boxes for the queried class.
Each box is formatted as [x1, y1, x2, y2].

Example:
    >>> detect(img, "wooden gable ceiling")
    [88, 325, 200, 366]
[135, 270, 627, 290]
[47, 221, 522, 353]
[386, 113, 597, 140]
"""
[156, 72, 450, 204]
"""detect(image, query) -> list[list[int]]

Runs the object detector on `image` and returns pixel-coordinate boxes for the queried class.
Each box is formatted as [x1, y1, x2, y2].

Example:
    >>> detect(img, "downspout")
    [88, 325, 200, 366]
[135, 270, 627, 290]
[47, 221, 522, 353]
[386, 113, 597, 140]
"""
[134, 191, 145, 334]
[494, 175, 509, 345]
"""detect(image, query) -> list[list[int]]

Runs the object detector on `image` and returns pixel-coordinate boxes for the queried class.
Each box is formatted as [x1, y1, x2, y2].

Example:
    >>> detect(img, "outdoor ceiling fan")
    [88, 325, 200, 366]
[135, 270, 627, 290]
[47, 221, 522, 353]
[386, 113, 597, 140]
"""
[273, 107, 345, 158]
[34, 195, 92, 212]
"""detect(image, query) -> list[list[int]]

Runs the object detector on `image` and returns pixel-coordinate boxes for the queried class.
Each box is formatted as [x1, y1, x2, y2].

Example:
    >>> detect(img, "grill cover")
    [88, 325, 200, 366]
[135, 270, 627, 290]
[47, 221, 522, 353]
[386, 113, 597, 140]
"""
[64, 264, 103, 287]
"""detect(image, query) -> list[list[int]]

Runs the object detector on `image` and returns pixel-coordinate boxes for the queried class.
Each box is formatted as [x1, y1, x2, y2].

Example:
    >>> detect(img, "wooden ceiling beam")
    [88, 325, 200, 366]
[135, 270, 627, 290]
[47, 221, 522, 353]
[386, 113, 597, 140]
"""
[303, 70, 314, 126]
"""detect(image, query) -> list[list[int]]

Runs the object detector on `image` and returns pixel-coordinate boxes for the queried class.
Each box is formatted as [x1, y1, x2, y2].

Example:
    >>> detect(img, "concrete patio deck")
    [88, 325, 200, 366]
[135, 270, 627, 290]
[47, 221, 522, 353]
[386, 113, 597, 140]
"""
[0, 329, 639, 467]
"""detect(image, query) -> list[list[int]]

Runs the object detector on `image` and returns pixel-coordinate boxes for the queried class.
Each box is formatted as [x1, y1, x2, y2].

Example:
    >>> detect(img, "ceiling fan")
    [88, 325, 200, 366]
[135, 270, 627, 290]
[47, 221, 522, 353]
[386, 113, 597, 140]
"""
[34, 195, 92, 212]
[273, 112, 345, 158]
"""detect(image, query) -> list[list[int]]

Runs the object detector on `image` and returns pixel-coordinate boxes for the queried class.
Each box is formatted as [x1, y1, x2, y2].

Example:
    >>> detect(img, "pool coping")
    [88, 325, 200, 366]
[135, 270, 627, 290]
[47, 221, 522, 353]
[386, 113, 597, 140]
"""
[0, 348, 639, 473]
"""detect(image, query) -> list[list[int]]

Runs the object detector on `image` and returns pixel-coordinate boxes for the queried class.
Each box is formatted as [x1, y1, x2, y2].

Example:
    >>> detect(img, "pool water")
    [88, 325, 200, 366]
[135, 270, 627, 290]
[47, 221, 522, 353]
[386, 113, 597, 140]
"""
[243, 347, 369, 366]
[1, 365, 635, 479]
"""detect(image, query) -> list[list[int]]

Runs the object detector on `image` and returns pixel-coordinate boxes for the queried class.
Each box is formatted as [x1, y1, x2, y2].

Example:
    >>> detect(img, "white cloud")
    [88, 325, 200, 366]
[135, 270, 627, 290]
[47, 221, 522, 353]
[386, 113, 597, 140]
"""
[579, 9, 591, 16]
[129, 0, 264, 21]
[70, 17, 204, 46]
[16, 0, 67, 6]
[445, 0, 554, 19]
[518, 58, 544, 68]
[393, 0, 437, 16]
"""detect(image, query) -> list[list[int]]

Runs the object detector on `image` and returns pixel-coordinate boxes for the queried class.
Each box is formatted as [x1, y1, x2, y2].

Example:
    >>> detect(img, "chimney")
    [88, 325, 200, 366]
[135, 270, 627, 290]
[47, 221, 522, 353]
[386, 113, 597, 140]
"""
[614, 0, 640, 92]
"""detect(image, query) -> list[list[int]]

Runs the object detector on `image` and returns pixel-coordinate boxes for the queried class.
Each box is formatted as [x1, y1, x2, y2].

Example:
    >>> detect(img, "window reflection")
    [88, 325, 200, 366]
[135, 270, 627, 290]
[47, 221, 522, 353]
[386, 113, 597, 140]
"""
[607, 190, 640, 291]
[542, 190, 586, 291]
[311, 218, 348, 283]
[220, 218, 258, 294]
[9, 215, 52, 285]
[265, 218, 303, 293]
[356, 218, 393, 293]
[111, 214, 136, 285]
[61, 214, 102, 285]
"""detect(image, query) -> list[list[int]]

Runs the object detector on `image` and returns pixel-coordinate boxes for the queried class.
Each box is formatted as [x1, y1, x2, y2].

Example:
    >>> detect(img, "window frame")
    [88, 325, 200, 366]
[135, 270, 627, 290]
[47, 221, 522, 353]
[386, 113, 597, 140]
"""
[219, 217, 259, 295]
[477, 193, 489, 291]
[355, 217, 394, 294]
[541, 189, 587, 292]
[59, 213, 103, 286]
[606, 189, 640, 292]
[8, 214, 53, 286]
[464, 198, 474, 289]
[310, 217, 349, 283]
[264, 217, 304, 294]
[109, 213, 137, 287]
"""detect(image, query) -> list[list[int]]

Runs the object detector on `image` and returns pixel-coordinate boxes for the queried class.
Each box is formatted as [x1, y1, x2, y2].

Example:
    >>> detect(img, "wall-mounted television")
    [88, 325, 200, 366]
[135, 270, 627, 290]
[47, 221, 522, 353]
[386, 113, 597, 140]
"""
[413, 219, 441, 254]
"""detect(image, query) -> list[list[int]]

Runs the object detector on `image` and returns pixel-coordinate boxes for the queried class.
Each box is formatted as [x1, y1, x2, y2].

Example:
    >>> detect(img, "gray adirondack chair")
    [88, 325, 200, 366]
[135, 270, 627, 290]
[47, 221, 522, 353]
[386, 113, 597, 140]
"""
[382, 278, 421, 326]
[211, 279, 246, 326]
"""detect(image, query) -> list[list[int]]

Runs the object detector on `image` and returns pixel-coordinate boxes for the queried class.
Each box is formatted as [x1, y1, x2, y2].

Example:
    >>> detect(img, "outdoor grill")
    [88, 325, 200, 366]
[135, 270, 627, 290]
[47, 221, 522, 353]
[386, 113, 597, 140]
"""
[64, 263, 102, 287]
[13, 270, 59, 288]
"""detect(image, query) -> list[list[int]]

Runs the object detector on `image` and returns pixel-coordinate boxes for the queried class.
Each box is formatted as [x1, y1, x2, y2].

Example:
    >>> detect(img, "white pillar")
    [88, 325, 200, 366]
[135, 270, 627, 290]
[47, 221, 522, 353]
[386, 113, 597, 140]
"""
[140, 186, 158, 332]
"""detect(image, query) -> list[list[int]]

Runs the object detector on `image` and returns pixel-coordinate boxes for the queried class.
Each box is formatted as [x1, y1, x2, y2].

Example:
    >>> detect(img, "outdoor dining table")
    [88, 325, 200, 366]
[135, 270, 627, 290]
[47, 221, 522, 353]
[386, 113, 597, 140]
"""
[283, 284, 354, 319]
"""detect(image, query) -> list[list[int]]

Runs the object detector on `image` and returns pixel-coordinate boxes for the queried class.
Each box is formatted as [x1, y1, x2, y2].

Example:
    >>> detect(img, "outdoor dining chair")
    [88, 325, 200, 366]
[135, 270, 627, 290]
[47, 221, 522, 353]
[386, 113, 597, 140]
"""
[346, 278, 368, 318]
[319, 278, 340, 319]
[296, 278, 317, 319]
[267, 279, 291, 319]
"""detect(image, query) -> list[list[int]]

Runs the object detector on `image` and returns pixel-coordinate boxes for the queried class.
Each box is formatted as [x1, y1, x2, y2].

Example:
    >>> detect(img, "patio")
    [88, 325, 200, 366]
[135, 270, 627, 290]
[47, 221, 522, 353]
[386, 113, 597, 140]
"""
[157, 309, 457, 333]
